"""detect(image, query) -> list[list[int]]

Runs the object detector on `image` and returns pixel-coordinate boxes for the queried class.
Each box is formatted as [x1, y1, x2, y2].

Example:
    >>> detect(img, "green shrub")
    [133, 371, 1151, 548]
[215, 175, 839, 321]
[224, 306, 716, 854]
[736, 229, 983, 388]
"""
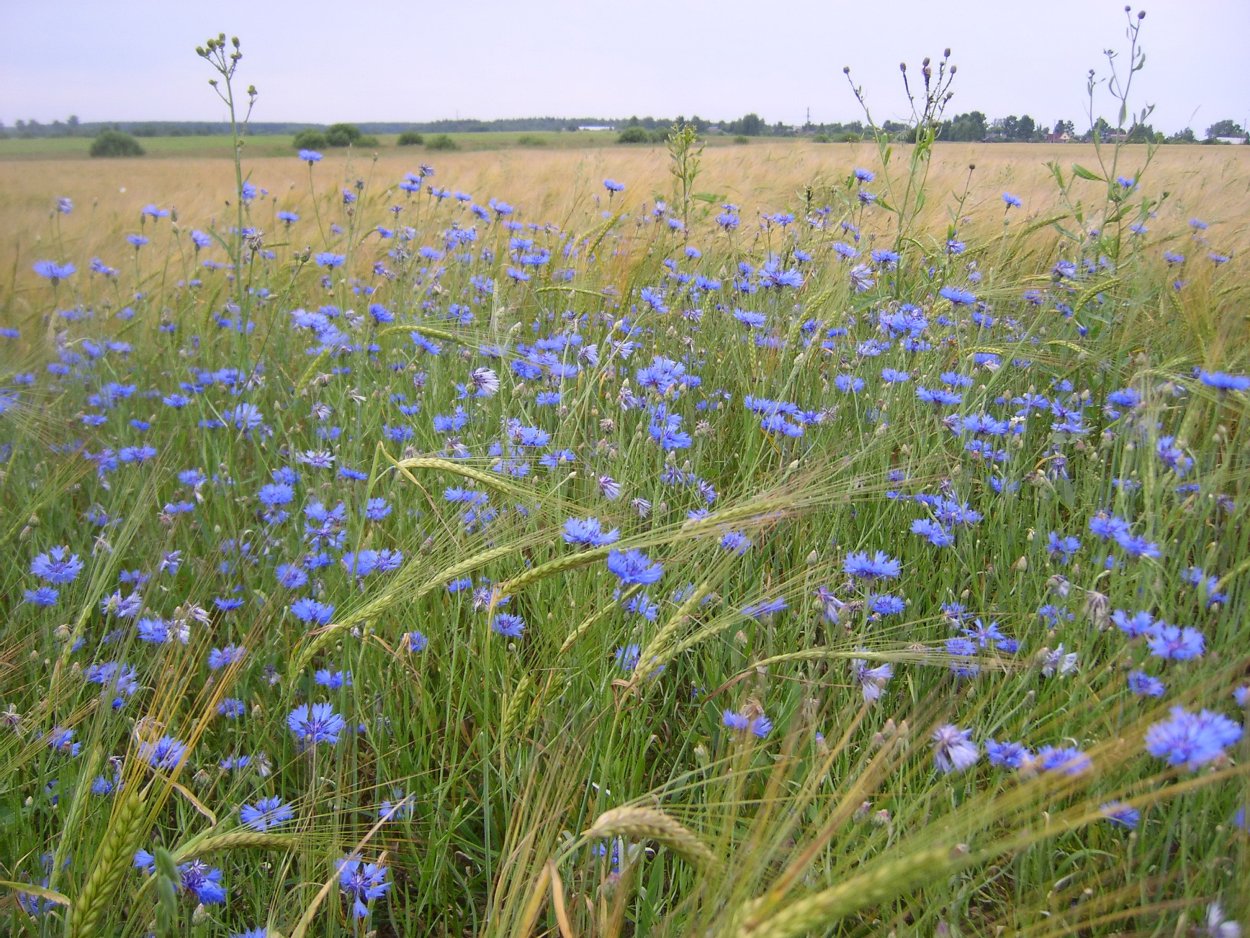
[325, 123, 364, 147]
[617, 126, 650, 144]
[292, 129, 328, 151]
[813, 133, 831, 143]
[397, 131, 425, 146]
[516, 134, 547, 147]
[90, 130, 145, 158]
[426, 134, 458, 151]
[733, 135, 749, 144]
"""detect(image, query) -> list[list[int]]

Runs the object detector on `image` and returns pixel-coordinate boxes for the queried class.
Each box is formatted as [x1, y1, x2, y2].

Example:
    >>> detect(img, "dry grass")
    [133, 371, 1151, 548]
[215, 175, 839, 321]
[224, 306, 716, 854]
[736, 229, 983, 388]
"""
[2, 141, 1248, 299]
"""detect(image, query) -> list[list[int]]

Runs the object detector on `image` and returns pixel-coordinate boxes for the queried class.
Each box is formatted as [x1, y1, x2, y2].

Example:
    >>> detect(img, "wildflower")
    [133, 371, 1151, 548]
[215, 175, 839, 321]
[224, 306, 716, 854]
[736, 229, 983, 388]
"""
[299, 149, 323, 164]
[1127, 670, 1165, 697]
[1144, 706, 1242, 770]
[851, 657, 893, 702]
[932, 724, 980, 773]
[337, 856, 391, 919]
[140, 735, 189, 770]
[606, 549, 663, 585]
[843, 550, 900, 580]
[603, 179, 625, 193]
[241, 796, 294, 831]
[405, 631, 429, 653]
[1146, 623, 1204, 661]
[32, 260, 76, 283]
[492, 613, 525, 638]
[986, 739, 1030, 768]
[1002, 192, 1022, 208]
[287, 702, 346, 747]
[939, 286, 977, 306]
[30, 546, 84, 584]
[1198, 370, 1250, 392]
[563, 516, 620, 547]
[1100, 802, 1140, 829]
[176, 859, 226, 904]
[1034, 745, 1092, 776]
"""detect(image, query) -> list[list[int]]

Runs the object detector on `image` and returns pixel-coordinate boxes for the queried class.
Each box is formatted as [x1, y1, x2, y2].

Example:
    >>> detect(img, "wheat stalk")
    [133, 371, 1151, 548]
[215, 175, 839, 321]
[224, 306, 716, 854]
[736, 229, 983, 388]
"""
[70, 790, 148, 938]
[735, 845, 957, 937]
[584, 806, 715, 868]
[172, 831, 297, 862]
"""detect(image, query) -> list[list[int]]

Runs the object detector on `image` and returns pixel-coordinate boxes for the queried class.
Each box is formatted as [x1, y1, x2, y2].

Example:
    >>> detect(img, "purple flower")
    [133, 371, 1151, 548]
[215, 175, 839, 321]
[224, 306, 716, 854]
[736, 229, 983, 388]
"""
[1145, 706, 1242, 770]
[932, 724, 980, 773]
[606, 549, 663, 586]
[287, 702, 346, 747]
[337, 856, 391, 919]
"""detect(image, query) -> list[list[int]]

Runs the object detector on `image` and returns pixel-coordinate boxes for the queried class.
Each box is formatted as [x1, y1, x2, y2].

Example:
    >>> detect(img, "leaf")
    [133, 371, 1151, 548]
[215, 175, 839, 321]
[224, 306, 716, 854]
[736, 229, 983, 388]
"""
[691, 192, 724, 204]
[169, 778, 218, 826]
[1071, 164, 1103, 182]
[0, 880, 71, 907]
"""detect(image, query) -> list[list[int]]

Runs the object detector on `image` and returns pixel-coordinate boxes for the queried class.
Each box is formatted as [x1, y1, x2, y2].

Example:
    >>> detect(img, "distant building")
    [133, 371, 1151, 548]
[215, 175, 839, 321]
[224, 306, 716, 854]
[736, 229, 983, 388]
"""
[1047, 131, 1073, 143]
[578, 125, 614, 132]
[1214, 136, 1247, 145]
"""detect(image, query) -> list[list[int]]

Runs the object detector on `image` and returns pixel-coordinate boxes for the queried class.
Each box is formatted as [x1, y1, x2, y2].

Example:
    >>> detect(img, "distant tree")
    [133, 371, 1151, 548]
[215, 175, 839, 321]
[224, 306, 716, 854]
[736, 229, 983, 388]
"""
[90, 130, 144, 157]
[1053, 119, 1075, 137]
[1205, 119, 1246, 140]
[1016, 115, 1036, 141]
[426, 134, 458, 151]
[941, 111, 987, 141]
[292, 129, 328, 150]
[325, 122, 363, 147]
[397, 131, 425, 146]
[734, 113, 764, 136]
[617, 126, 651, 144]
[67, 115, 80, 135]
[1167, 127, 1197, 144]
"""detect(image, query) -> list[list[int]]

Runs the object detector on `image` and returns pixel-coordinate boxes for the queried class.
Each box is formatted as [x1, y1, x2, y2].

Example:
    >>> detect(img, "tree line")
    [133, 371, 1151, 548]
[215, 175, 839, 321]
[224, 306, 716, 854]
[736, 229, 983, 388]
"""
[3, 113, 1245, 145]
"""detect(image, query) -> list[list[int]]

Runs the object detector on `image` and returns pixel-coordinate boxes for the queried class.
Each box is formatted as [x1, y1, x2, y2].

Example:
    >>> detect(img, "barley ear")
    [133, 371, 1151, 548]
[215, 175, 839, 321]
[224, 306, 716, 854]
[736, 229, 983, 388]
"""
[71, 790, 149, 938]
[584, 806, 715, 868]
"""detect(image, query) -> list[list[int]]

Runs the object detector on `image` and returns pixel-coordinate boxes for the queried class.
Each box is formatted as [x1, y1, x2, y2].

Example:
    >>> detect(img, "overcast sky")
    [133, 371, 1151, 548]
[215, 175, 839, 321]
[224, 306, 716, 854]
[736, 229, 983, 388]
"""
[2, 0, 1246, 134]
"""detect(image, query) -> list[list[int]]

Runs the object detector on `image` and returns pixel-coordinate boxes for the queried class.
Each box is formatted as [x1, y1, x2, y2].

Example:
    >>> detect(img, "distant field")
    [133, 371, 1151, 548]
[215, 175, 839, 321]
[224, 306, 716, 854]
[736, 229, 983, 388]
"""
[1, 141, 1247, 295]
[0, 129, 663, 160]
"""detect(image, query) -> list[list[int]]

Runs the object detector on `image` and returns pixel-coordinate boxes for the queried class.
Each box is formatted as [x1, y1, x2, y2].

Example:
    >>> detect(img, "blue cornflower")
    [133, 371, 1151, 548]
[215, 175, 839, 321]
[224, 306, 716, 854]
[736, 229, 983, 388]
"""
[1046, 532, 1080, 564]
[1002, 192, 1022, 208]
[207, 645, 246, 670]
[492, 613, 526, 638]
[299, 149, 323, 164]
[562, 517, 620, 548]
[241, 796, 294, 831]
[1101, 802, 1140, 829]
[986, 739, 1030, 769]
[606, 549, 663, 585]
[32, 260, 76, 283]
[287, 702, 346, 747]
[140, 735, 189, 770]
[614, 644, 641, 671]
[290, 598, 335, 625]
[337, 856, 391, 919]
[868, 593, 906, 616]
[1198, 370, 1250, 392]
[939, 285, 977, 306]
[1146, 623, 1204, 660]
[1145, 706, 1242, 770]
[1127, 670, 1165, 697]
[603, 179, 625, 193]
[843, 550, 900, 580]
[405, 631, 429, 653]
[932, 724, 980, 774]
[1035, 745, 1092, 776]
[30, 546, 84, 584]
[315, 252, 345, 269]
[315, 669, 352, 689]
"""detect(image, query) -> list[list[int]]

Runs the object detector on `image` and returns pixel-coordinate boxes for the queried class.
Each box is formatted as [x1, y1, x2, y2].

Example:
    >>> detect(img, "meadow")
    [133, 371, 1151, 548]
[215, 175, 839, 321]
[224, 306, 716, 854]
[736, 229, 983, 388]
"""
[2, 40, 1250, 937]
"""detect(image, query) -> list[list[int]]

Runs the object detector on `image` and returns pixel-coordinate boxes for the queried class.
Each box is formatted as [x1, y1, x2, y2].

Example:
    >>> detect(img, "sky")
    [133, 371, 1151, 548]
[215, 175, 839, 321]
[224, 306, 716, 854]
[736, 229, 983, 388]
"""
[2, 0, 1247, 135]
